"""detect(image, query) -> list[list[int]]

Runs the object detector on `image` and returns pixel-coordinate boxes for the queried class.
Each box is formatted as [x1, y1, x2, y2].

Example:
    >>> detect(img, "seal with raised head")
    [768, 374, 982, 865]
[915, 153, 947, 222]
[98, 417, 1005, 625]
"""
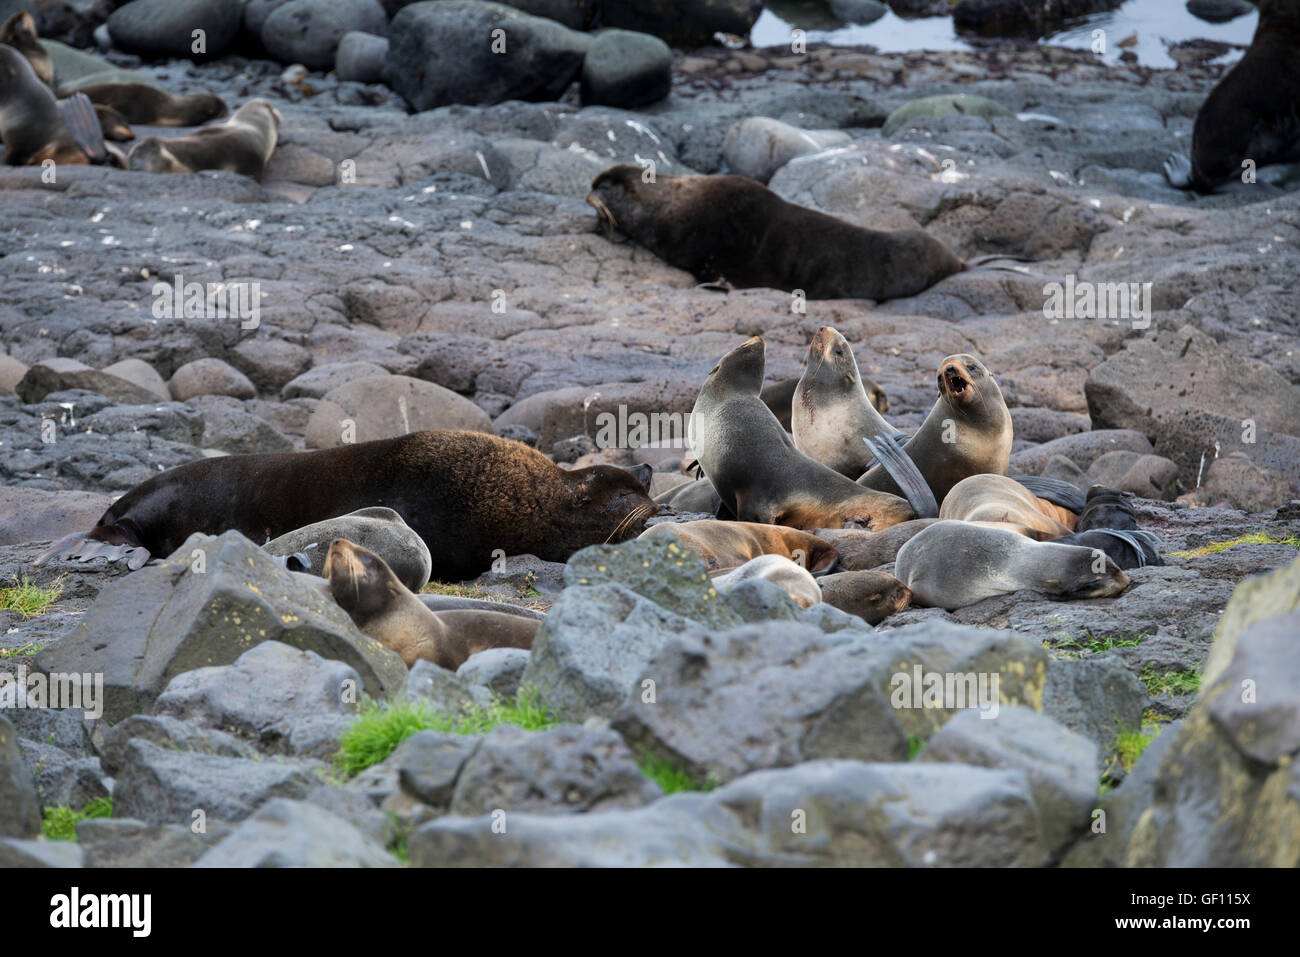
[323, 538, 538, 670]
[895, 520, 1130, 610]
[587, 164, 965, 301]
[1164, 0, 1300, 192]
[0, 11, 51, 87]
[0, 45, 112, 166]
[689, 337, 916, 531]
[75, 83, 229, 127]
[857, 353, 1013, 505]
[640, 519, 840, 573]
[128, 99, 280, 180]
[939, 473, 1077, 540]
[36, 429, 657, 581]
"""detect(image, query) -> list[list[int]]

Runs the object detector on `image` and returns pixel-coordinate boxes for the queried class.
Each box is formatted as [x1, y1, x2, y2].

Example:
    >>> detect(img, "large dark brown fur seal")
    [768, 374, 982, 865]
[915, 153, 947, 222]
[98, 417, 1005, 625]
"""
[587, 164, 965, 301]
[1164, 0, 1300, 192]
[36, 430, 657, 581]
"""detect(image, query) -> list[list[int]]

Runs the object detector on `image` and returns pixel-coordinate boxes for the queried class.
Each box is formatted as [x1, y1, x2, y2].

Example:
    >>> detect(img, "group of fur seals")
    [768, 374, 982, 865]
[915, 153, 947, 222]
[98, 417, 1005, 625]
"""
[37, 430, 657, 581]
[1164, 0, 1300, 192]
[323, 538, 537, 670]
[688, 336, 916, 531]
[587, 164, 966, 301]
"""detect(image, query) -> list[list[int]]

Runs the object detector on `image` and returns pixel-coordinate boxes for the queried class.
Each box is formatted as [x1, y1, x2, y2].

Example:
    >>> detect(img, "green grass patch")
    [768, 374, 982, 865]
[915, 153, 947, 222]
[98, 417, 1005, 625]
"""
[1099, 725, 1163, 793]
[0, 642, 45, 659]
[1173, 532, 1300, 558]
[1142, 708, 1171, 725]
[638, 755, 716, 794]
[421, 581, 508, 601]
[42, 796, 112, 842]
[906, 734, 927, 760]
[334, 686, 562, 777]
[0, 575, 64, 619]
[1140, 667, 1202, 697]
[1046, 631, 1147, 659]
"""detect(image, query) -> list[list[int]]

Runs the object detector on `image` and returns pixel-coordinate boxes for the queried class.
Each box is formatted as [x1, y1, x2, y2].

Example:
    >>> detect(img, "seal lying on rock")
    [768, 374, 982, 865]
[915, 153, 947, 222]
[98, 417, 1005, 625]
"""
[75, 83, 228, 127]
[1164, 0, 1300, 192]
[324, 539, 537, 670]
[939, 474, 1077, 540]
[587, 164, 965, 301]
[816, 569, 912, 624]
[689, 337, 916, 531]
[640, 519, 840, 573]
[263, 506, 433, 592]
[895, 520, 1130, 610]
[1049, 485, 1163, 569]
[36, 429, 657, 581]
[128, 99, 280, 180]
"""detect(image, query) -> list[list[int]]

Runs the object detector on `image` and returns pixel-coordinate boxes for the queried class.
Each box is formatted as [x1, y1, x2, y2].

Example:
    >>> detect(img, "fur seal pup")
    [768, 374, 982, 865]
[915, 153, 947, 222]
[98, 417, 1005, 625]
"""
[36, 429, 657, 581]
[128, 99, 280, 180]
[640, 519, 839, 574]
[939, 474, 1076, 540]
[75, 83, 229, 127]
[816, 570, 912, 624]
[324, 539, 537, 670]
[895, 520, 1130, 610]
[1164, 0, 1300, 192]
[689, 337, 915, 531]
[0, 11, 51, 87]
[587, 164, 964, 301]
[710, 554, 822, 607]
[857, 353, 1013, 505]
[0, 46, 111, 166]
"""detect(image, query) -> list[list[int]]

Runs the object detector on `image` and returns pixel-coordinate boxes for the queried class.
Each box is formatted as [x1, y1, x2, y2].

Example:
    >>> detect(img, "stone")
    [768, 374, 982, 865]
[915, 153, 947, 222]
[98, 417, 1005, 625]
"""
[15, 358, 162, 405]
[107, 0, 243, 59]
[1202, 556, 1300, 688]
[882, 94, 1013, 137]
[262, 0, 389, 71]
[100, 358, 169, 402]
[194, 798, 399, 866]
[0, 715, 41, 838]
[334, 30, 390, 84]
[580, 30, 671, 109]
[305, 374, 492, 448]
[169, 357, 257, 401]
[457, 647, 531, 698]
[830, 0, 887, 23]
[0, 838, 84, 867]
[723, 117, 851, 184]
[1042, 656, 1146, 763]
[263, 506, 433, 591]
[280, 361, 390, 399]
[77, 817, 231, 867]
[396, 730, 482, 809]
[228, 338, 313, 395]
[0, 486, 113, 547]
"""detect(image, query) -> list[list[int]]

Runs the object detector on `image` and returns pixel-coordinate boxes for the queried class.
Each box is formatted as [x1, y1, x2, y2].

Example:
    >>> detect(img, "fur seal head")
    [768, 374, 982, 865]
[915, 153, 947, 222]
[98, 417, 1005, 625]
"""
[0, 11, 50, 87]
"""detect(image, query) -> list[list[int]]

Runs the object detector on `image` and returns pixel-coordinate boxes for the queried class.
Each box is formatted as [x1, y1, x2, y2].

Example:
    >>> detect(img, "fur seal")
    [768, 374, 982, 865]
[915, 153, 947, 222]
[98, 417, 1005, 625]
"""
[587, 164, 965, 301]
[816, 569, 912, 624]
[857, 353, 1013, 505]
[895, 520, 1130, 610]
[939, 474, 1077, 540]
[640, 519, 839, 574]
[653, 476, 720, 513]
[764, 373, 889, 432]
[128, 99, 280, 180]
[812, 519, 941, 571]
[1050, 485, 1163, 569]
[0, 11, 51, 87]
[263, 506, 433, 592]
[1164, 0, 1300, 192]
[75, 83, 229, 127]
[0, 45, 111, 166]
[711, 554, 822, 607]
[324, 539, 537, 670]
[36, 429, 657, 581]
[689, 337, 915, 531]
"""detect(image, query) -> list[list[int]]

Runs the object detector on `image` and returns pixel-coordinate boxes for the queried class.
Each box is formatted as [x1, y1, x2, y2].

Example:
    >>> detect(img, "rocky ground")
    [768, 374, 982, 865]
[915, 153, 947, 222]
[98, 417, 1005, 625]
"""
[2, 17, 1299, 866]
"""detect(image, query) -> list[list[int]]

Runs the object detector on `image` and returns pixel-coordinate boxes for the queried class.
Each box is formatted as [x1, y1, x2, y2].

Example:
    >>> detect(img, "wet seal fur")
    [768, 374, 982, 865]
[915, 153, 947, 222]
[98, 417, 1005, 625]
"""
[128, 99, 280, 180]
[857, 353, 1013, 504]
[587, 164, 964, 301]
[324, 538, 537, 670]
[939, 473, 1077, 540]
[36, 429, 657, 581]
[689, 337, 915, 531]
[1163, 0, 1300, 192]
[640, 519, 840, 573]
[895, 519, 1130, 610]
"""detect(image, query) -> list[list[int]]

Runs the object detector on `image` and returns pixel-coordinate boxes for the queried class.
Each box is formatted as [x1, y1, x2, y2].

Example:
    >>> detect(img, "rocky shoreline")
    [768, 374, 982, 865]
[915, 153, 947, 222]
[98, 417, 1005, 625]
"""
[2, 0, 1299, 868]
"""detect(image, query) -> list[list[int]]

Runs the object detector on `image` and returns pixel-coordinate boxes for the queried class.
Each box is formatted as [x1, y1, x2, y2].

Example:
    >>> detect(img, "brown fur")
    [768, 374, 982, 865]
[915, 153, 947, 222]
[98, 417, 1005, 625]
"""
[816, 570, 912, 624]
[940, 474, 1075, 540]
[0, 44, 86, 166]
[0, 11, 50, 87]
[128, 99, 280, 181]
[640, 520, 839, 573]
[75, 82, 228, 126]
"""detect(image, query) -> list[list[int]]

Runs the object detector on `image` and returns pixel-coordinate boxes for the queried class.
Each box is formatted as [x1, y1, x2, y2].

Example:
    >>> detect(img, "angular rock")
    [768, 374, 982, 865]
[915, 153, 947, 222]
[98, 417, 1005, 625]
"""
[1042, 656, 1146, 762]
[15, 357, 161, 405]
[396, 729, 483, 809]
[1203, 555, 1300, 687]
[0, 715, 41, 838]
[457, 647, 531, 698]
[77, 817, 232, 868]
[99, 714, 259, 776]
[0, 838, 84, 867]
[195, 798, 398, 866]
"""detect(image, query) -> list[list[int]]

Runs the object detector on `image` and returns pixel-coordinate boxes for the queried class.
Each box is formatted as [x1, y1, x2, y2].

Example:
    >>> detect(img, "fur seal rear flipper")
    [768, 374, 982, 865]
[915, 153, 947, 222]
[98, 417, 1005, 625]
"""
[57, 92, 113, 165]
[1010, 474, 1087, 514]
[1050, 528, 1162, 570]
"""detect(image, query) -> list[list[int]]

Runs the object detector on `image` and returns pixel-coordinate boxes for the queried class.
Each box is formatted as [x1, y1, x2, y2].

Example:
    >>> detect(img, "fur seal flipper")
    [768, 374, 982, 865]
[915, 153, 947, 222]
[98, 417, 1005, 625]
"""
[1010, 474, 1087, 514]
[57, 92, 109, 164]
[863, 435, 938, 518]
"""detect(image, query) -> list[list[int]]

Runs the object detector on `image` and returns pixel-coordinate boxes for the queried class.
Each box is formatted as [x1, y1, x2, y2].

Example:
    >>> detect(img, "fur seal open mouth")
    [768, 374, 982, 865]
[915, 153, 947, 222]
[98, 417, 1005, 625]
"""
[942, 363, 972, 401]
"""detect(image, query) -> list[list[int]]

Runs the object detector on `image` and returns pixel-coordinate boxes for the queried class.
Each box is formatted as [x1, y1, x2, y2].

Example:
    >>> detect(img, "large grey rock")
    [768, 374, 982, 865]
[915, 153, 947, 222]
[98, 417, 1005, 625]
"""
[186, 395, 293, 455]
[195, 798, 399, 866]
[1085, 326, 1300, 441]
[613, 618, 1049, 785]
[403, 660, 493, 712]
[580, 29, 671, 109]
[77, 818, 232, 868]
[1042, 656, 1146, 763]
[1008, 429, 1152, 475]
[1202, 556, 1300, 687]
[457, 647, 531, 698]
[0, 485, 110, 548]
[33, 531, 407, 724]
[154, 641, 360, 753]
[0, 838, 84, 867]
[280, 361, 389, 400]
[169, 357, 256, 400]
[100, 358, 169, 401]
[918, 706, 1097, 856]
[1154, 407, 1300, 501]
[723, 117, 851, 184]
[0, 715, 40, 838]
[15, 357, 161, 405]
[334, 30, 390, 84]
[107, 0, 243, 59]
[99, 715, 258, 776]
[113, 739, 325, 826]
[396, 730, 483, 810]
[263, 506, 432, 591]
[305, 375, 492, 448]
[449, 724, 660, 816]
[387, 1, 590, 112]
[20, 740, 108, 810]
[882, 93, 1013, 137]
[600, 0, 762, 47]
[262, 0, 388, 71]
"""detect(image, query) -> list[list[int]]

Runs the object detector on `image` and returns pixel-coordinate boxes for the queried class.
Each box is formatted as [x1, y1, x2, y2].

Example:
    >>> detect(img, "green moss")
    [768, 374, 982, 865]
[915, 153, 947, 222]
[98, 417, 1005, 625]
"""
[41, 796, 112, 842]
[1140, 667, 1202, 697]
[0, 642, 46, 659]
[0, 575, 64, 619]
[906, 734, 927, 759]
[420, 582, 508, 602]
[1100, 725, 1163, 791]
[1173, 532, 1300, 558]
[638, 756, 716, 794]
[334, 686, 562, 777]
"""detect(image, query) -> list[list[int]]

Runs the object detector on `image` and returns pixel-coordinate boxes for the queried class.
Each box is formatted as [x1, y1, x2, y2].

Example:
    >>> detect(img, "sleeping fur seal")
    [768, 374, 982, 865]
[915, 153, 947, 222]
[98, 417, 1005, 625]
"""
[324, 539, 537, 670]
[689, 337, 915, 531]
[1164, 0, 1300, 192]
[640, 519, 840, 573]
[816, 569, 912, 624]
[128, 99, 280, 180]
[36, 429, 657, 581]
[587, 164, 965, 301]
[857, 353, 1013, 505]
[75, 83, 229, 127]
[895, 520, 1130, 610]
[710, 554, 823, 608]
[939, 473, 1077, 540]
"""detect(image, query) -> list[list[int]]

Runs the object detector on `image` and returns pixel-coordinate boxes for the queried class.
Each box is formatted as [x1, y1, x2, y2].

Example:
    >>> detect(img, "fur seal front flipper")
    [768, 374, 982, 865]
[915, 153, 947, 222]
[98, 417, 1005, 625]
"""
[57, 92, 111, 165]
[863, 435, 938, 518]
